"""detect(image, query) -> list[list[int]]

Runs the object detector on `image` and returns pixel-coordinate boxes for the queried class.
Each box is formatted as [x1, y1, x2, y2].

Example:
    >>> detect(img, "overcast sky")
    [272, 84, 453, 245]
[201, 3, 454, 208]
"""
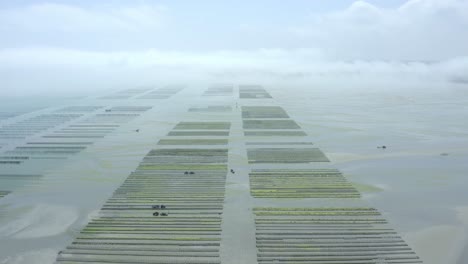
[0, 0, 467, 95]
[1, 0, 467, 59]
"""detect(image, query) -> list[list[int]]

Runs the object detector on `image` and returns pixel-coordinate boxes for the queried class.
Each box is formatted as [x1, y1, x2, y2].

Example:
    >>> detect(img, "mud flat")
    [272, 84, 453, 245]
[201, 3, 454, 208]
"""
[2, 83, 452, 263]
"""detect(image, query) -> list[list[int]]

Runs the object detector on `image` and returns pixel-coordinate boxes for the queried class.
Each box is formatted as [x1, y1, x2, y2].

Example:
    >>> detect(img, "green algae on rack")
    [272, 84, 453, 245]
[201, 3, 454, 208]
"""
[108, 106, 152, 112]
[56, 140, 228, 264]
[189, 106, 232, 112]
[174, 122, 231, 130]
[138, 164, 227, 171]
[239, 85, 272, 99]
[243, 119, 301, 129]
[55, 117, 230, 263]
[157, 139, 228, 145]
[55, 106, 103, 112]
[0, 190, 10, 199]
[246, 142, 314, 145]
[250, 169, 360, 198]
[147, 148, 228, 157]
[244, 131, 307, 136]
[168, 131, 230, 137]
[242, 106, 289, 119]
[253, 207, 422, 264]
[247, 148, 330, 163]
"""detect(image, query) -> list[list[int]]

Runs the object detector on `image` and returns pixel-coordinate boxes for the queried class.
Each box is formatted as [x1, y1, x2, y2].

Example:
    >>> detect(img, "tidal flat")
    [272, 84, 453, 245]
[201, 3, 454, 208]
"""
[0, 80, 467, 264]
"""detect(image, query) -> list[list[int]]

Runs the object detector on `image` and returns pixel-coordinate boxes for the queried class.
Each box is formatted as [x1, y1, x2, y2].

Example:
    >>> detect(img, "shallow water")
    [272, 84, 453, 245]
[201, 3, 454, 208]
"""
[273, 80, 468, 264]
[0, 80, 467, 263]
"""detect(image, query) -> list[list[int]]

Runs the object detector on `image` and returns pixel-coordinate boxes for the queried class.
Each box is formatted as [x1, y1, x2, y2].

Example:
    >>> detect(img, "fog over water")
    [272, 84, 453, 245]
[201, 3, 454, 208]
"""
[0, 0, 467, 96]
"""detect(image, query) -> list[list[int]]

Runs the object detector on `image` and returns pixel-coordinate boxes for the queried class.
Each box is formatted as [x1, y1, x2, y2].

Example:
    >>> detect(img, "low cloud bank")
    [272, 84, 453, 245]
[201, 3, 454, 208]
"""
[0, 0, 467, 96]
[0, 48, 467, 96]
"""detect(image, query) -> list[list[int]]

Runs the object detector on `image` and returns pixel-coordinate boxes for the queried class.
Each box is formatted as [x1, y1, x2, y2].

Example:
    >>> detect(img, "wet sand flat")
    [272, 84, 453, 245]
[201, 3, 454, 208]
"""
[1, 82, 467, 263]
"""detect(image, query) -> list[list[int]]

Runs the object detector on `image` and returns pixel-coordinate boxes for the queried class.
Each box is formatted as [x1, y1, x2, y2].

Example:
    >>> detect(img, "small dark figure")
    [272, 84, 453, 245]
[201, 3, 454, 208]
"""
[189, 171, 195, 174]
[161, 205, 166, 209]
[382, 145, 387, 149]
[230, 169, 235, 174]
[152, 205, 160, 209]
[161, 212, 168, 216]
[135, 129, 140, 132]
[105, 109, 111, 112]
[153, 212, 159, 216]
[184, 171, 189, 175]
